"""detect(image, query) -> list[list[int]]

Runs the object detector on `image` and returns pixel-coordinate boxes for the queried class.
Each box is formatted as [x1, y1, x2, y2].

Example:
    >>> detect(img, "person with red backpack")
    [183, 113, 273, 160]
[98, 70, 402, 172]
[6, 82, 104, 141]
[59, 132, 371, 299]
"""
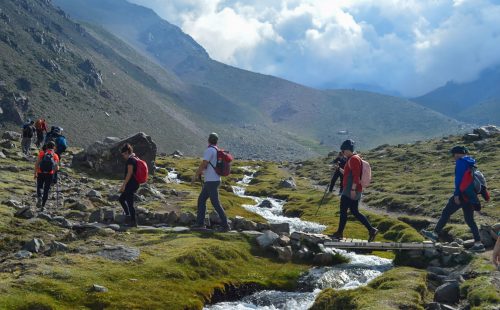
[192, 133, 230, 232]
[421, 146, 485, 252]
[34, 141, 59, 211]
[34, 118, 48, 148]
[119, 143, 147, 227]
[331, 140, 378, 242]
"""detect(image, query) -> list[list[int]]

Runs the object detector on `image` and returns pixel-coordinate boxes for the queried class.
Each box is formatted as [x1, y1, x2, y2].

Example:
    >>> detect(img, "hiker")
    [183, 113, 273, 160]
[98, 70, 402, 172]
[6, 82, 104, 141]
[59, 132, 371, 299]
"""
[21, 120, 35, 155]
[331, 140, 378, 242]
[421, 146, 485, 252]
[34, 141, 59, 210]
[45, 127, 67, 159]
[191, 133, 230, 231]
[34, 118, 48, 148]
[119, 143, 140, 227]
[329, 151, 347, 195]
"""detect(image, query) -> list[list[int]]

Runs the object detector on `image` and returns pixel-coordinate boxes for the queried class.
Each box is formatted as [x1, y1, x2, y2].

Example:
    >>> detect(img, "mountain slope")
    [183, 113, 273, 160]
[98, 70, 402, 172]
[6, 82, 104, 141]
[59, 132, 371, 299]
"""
[54, 0, 468, 151]
[414, 66, 500, 125]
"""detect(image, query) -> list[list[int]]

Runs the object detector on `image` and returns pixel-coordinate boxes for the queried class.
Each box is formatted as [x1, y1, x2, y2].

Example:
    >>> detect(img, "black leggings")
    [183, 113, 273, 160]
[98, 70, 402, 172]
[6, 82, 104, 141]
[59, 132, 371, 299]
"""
[329, 170, 343, 192]
[337, 195, 373, 233]
[37, 173, 54, 207]
[119, 183, 139, 219]
[434, 196, 480, 242]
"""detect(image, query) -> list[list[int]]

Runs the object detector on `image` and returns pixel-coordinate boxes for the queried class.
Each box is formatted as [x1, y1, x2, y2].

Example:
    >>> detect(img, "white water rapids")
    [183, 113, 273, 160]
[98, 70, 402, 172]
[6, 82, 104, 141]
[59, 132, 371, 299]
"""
[205, 167, 392, 310]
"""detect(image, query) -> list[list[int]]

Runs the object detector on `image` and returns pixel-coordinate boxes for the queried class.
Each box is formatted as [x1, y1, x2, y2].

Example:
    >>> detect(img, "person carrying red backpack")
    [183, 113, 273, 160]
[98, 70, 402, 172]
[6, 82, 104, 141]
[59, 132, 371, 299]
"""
[34, 118, 48, 148]
[34, 141, 59, 211]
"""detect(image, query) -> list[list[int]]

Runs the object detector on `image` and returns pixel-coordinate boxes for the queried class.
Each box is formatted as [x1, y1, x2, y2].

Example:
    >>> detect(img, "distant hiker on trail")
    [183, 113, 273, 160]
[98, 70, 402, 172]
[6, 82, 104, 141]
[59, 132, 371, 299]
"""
[422, 146, 485, 252]
[331, 140, 378, 242]
[329, 151, 347, 195]
[21, 120, 35, 155]
[192, 133, 230, 232]
[119, 143, 142, 227]
[34, 118, 48, 148]
[34, 141, 59, 211]
[45, 126, 67, 159]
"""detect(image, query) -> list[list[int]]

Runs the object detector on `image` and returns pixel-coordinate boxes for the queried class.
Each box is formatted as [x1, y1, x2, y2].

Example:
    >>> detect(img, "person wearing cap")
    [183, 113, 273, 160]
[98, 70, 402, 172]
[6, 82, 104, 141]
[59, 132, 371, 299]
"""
[191, 133, 230, 231]
[421, 146, 485, 252]
[331, 139, 378, 242]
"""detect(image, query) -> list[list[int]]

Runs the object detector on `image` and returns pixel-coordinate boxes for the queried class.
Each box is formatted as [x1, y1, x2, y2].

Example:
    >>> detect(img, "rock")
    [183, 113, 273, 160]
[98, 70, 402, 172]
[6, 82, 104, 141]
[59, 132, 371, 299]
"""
[209, 211, 221, 225]
[256, 230, 279, 249]
[272, 246, 293, 262]
[233, 216, 258, 231]
[425, 302, 442, 310]
[114, 214, 128, 224]
[52, 216, 73, 228]
[14, 250, 32, 259]
[107, 224, 121, 231]
[479, 227, 495, 247]
[91, 284, 108, 293]
[257, 200, 273, 208]
[2, 131, 21, 141]
[294, 246, 313, 261]
[463, 239, 475, 249]
[68, 202, 89, 212]
[96, 245, 140, 262]
[170, 226, 190, 233]
[103, 137, 120, 144]
[72, 133, 157, 178]
[166, 211, 179, 225]
[0, 151, 5, 159]
[462, 133, 481, 142]
[15, 206, 36, 219]
[170, 150, 183, 157]
[240, 230, 263, 237]
[313, 253, 334, 266]
[434, 281, 460, 304]
[427, 267, 450, 276]
[277, 235, 291, 247]
[473, 125, 500, 139]
[178, 212, 196, 225]
[270, 223, 290, 235]
[37, 212, 52, 221]
[4, 199, 22, 209]
[22, 238, 45, 253]
[46, 241, 69, 255]
[0, 140, 15, 149]
[256, 223, 271, 231]
[103, 209, 115, 223]
[279, 177, 296, 189]
[87, 190, 102, 198]
[89, 209, 103, 223]
[424, 248, 439, 258]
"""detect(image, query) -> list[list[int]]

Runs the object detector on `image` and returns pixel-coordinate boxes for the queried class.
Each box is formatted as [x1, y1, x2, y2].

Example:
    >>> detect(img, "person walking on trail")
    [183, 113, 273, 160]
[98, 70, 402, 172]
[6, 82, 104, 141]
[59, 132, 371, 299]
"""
[331, 140, 378, 242]
[21, 120, 35, 155]
[34, 118, 48, 148]
[421, 146, 485, 252]
[34, 141, 59, 211]
[329, 151, 347, 195]
[45, 127, 67, 159]
[119, 143, 140, 227]
[191, 133, 230, 232]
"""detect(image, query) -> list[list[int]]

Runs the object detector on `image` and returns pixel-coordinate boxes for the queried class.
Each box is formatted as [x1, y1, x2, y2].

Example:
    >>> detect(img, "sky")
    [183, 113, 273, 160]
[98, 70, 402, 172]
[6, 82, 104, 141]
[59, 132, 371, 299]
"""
[128, 0, 500, 97]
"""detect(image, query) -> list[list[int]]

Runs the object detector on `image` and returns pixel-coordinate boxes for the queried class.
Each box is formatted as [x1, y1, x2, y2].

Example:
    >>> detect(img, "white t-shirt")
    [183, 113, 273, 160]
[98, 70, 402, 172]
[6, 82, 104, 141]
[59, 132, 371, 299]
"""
[203, 146, 221, 182]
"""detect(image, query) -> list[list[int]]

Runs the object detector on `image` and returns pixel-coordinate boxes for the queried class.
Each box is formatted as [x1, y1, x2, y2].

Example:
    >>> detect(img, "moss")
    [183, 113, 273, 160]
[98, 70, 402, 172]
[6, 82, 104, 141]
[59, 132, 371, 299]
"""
[460, 257, 500, 309]
[310, 267, 427, 310]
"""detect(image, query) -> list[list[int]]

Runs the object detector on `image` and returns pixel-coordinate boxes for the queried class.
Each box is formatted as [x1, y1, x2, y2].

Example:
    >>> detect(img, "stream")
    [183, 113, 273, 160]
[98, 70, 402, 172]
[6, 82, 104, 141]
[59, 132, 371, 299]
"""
[205, 167, 393, 310]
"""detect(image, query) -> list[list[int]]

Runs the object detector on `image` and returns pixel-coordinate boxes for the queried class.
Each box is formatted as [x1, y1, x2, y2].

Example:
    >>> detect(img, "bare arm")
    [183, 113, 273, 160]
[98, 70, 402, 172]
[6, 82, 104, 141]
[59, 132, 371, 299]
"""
[193, 160, 209, 182]
[34, 157, 41, 178]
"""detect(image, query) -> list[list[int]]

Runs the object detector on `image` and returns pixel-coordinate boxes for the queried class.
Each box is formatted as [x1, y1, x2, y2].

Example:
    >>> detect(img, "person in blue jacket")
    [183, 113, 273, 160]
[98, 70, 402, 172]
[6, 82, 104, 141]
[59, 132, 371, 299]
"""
[421, 146, 485, 252]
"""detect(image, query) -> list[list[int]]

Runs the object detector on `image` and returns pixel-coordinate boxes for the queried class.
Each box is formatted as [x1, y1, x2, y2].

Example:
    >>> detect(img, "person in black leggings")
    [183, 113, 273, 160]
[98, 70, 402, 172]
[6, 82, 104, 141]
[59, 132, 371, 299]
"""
[119, 143, 139, 227]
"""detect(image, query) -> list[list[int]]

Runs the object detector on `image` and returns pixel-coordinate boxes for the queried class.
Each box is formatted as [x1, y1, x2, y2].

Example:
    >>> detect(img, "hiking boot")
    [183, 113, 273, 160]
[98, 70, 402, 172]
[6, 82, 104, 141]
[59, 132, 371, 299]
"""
[330, 231, 343, 240]
[421, 229, 438, 242]
[470, 243, 486, 253]
[368, 228, 379, 242]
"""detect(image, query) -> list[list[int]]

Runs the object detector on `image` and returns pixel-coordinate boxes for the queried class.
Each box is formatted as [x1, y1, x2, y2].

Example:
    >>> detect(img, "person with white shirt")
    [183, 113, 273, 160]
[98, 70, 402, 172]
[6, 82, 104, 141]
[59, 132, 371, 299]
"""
[192, 133, 230, 231]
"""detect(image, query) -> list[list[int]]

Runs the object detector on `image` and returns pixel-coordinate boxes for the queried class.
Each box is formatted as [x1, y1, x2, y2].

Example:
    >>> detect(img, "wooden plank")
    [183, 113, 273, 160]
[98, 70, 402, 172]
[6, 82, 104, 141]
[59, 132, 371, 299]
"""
[324, 241, 435, 251]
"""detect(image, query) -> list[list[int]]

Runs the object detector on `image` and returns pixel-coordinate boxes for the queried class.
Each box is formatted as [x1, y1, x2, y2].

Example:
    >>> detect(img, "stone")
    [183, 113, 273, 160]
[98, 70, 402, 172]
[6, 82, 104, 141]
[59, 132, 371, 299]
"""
[87, 190, 102, 198]
[0, 140, 15, 149]
[294, 246, 313, 261]
[479, 228, 495, 247]
[114, 214, 128, 224]
[313, 253, 334, 266]
[2, 131, 21, 141]
[15, 206, 36, 219]
[91, 284, 108, 293]
[170, 226, 190, 233]
[68, 201, 89, 212]
[171, 150, 183, 157]
[463, 133, 481, 142]
[178, 212, 196, 225]
[473, 125, 500, 139]
[103, 209, 115, 223]
[256, 223, 271, 231]
[257, 200, 273, 208]
[441, 254, 452, 266]
[434, 281, 460, 304]
[209, 211, 221, 225]
[0, 151, 5, 159]
[240, 230, 263, 237]
[272, 246, 293, 262]
[46, 241, 69, 255]
[89, 209, 103, 223]
[72, 133, 157, 178]
[37, 212, 52, 221]
[425, 302, 441, 310]
[270, 223, 290, 235]
[427, 267, 450, 276]
[14, 250, 32, 259]
[4, 199, 22, 209]
[256, 230, 279, 249]
[277, 235, 291, 247]
[23, 238, 45, 253]
[52, 216, 73, 228]
[108, 224, 121, 231]
[96, 245, 140, 261]
[279, 177, 296, 189]
[166, 211, 179, 225]
[424, 248, 439, 258]
[103, 137, 120, 144]
[463, 239, 475, 249]
[233, 216, 258, 231]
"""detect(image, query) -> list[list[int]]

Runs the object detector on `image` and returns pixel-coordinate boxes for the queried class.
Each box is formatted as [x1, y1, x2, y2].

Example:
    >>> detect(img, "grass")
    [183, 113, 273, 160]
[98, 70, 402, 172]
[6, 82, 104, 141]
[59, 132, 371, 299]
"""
[310, 267, 428, 310]
[460, 256, 500, 310]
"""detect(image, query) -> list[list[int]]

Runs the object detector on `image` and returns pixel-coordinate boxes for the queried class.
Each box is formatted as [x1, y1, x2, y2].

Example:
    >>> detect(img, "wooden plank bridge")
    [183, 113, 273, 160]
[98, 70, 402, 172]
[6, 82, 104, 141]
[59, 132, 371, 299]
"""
[324, 239, 436, 251]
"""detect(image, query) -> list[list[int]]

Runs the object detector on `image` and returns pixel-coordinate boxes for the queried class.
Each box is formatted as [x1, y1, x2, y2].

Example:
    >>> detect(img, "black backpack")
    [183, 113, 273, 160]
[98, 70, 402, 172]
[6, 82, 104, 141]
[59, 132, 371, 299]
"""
[23, 125, 33, 138]
[39, 151, 56, 174]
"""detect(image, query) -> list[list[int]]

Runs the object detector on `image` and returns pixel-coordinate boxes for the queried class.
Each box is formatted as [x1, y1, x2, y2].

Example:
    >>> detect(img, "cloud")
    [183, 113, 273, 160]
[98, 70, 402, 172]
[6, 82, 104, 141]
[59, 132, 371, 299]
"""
[129, 0, 500, 96]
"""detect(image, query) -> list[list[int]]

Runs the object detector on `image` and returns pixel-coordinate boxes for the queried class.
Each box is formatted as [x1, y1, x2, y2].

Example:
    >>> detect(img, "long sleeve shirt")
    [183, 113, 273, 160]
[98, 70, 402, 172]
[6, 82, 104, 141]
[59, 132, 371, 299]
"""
[342, 155, 363, 199]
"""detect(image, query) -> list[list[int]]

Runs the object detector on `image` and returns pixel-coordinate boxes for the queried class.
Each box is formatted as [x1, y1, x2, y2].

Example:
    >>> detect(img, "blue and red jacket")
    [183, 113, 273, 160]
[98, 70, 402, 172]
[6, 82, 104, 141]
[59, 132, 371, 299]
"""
[455, 156, 479, 205]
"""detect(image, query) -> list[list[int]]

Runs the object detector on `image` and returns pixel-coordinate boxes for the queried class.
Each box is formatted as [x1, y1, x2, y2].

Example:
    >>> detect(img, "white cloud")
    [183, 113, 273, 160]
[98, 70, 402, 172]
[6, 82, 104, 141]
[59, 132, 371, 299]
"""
[129, 0, 500, 96]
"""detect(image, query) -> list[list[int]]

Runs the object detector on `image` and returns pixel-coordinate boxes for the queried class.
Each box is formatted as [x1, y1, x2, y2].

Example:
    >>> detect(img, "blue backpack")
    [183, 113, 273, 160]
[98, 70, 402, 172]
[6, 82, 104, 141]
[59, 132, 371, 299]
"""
[55, 136, 67, 153]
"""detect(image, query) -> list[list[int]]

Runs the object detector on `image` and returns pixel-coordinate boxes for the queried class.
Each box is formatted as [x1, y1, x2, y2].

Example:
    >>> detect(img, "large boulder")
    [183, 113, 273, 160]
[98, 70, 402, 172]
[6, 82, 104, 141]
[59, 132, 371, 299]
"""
[434, 281, 460, 304]
[2, 131, 21, 141]
[72, 133, 157, 177]
[473, 125, 500, 139]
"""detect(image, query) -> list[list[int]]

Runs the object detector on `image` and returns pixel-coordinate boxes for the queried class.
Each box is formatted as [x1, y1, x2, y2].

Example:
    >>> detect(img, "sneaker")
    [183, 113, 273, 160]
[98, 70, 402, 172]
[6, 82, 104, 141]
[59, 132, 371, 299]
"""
[470, 243, 486, 253]
[368, 228, 379, 242]
[330, 231, 343, 240]
[421, 229, 438, 242]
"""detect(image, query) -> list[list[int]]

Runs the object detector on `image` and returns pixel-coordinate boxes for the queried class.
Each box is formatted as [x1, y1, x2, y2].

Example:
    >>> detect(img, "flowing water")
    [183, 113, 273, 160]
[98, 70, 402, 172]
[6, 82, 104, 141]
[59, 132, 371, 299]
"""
[205, 167, 392, 310]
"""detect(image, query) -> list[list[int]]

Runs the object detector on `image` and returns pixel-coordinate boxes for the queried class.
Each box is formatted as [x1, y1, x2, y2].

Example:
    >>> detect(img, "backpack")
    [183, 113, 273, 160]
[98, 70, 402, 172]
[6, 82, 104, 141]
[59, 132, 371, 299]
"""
[133, 156, 149, 184]
[55, 136, 67, 153]
[35, 119, 45, 131]
[471, 167, 490, 202]
[209, 146, 233, 176]
[22, 125, 33, 138]
[39, 151, 56, 174]
[348, 155, 372, 188]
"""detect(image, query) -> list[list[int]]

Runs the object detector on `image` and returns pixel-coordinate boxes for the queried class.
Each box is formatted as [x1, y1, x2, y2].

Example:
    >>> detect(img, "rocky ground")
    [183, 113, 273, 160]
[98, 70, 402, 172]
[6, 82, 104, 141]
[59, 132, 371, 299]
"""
[0, 130, 498, 309]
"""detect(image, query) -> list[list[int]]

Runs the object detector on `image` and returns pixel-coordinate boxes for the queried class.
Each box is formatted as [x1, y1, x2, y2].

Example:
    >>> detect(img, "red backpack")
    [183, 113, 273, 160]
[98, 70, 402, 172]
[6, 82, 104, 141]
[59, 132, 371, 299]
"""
[209, 146, 233, 176]
[133, 156, 149, 184]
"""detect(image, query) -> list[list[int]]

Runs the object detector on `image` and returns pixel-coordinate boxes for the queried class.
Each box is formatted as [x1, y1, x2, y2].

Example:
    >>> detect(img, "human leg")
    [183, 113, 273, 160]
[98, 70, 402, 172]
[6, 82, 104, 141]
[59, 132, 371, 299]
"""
[196, 183, 210, 226]
[206, 181, 229, 228]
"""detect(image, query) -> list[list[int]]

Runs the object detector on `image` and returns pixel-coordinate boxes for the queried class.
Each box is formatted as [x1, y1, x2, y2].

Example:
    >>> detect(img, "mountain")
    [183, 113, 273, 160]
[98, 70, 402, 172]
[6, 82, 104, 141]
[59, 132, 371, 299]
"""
[53, 0, 467, 153]
[413, 66, 500, 125]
